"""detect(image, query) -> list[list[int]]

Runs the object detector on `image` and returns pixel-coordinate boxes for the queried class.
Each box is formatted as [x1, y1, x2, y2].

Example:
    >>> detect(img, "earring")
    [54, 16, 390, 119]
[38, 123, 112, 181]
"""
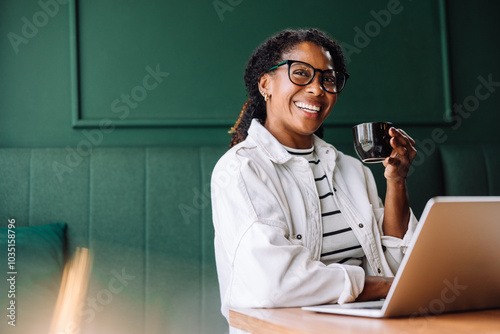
[260, 90, 269, 102]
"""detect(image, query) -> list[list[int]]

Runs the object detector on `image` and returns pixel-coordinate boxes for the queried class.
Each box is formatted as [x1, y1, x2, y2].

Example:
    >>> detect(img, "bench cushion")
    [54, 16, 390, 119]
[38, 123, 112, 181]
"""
[0, 144, 497, 333]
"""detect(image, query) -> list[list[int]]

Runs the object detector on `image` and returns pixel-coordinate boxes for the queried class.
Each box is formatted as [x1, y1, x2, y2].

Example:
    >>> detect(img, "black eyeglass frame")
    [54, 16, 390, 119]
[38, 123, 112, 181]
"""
[268, 60, 349, 94]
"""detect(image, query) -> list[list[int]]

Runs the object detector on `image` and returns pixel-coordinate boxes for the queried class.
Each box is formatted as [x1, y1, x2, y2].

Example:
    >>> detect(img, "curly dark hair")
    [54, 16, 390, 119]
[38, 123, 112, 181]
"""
[228, 28, 347, 148]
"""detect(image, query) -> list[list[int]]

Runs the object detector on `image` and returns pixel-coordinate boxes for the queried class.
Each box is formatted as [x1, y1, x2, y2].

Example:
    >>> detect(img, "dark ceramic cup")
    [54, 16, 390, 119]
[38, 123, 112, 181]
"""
[352, 122, 393, 163]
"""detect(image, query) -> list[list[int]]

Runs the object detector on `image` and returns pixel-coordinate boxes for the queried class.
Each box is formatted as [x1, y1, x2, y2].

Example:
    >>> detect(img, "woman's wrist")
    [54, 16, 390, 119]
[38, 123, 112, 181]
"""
[386, 177, 407, 188]
[356, 276, 394, 302]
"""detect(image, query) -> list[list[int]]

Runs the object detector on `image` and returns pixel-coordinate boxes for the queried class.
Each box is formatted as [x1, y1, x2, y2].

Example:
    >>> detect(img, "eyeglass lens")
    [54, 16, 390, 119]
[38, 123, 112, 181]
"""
[289, 62, 345, 93]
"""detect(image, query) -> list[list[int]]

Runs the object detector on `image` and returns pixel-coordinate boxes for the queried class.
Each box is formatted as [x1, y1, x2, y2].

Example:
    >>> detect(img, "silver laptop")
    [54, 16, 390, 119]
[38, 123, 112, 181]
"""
[302, 196, 500, 318]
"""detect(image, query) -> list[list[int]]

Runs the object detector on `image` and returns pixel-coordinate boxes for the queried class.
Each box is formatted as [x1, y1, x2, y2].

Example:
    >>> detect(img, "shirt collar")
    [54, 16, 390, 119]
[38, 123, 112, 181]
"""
[247, 119, 338, 164]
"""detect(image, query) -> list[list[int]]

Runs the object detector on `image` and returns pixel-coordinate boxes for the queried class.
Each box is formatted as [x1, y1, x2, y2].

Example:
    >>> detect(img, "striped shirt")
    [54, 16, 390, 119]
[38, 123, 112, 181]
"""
[285, 146, 364, 266]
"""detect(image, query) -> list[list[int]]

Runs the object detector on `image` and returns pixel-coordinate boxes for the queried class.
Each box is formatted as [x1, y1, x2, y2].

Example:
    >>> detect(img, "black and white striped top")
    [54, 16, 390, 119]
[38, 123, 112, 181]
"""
[286, 146, 364, 266]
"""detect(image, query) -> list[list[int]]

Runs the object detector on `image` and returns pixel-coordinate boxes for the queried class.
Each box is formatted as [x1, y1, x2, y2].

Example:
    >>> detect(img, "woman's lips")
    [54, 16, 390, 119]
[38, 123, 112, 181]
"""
[294, 101, 323, 119]
[294, 101, 321, 113]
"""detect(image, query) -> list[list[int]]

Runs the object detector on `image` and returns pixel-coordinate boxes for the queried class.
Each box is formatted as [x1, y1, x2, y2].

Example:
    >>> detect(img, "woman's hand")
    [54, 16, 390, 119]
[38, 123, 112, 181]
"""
[356, 276, 394, 302]
[383, 128, 417, 183]
[381, 128, 417, 238]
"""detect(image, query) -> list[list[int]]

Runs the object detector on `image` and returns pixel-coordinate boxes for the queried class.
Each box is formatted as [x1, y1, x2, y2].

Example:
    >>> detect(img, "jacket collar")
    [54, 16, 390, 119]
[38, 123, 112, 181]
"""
[247, 119, 338, 164]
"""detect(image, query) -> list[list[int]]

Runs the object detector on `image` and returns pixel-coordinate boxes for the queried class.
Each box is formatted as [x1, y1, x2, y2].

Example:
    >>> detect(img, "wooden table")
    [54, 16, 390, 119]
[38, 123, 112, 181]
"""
[229, 307, 500, 334]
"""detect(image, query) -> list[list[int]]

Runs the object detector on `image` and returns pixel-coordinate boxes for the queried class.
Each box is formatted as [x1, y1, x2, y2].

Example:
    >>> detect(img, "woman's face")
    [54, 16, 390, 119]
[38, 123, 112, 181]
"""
[260, 41, 338, 149]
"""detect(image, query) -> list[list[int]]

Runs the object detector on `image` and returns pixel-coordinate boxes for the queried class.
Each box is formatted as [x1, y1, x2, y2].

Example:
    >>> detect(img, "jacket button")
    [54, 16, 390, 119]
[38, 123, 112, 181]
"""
[358, 223, 364, 228]
[296, 234, 302, 240]
[377, 268, 382, 274]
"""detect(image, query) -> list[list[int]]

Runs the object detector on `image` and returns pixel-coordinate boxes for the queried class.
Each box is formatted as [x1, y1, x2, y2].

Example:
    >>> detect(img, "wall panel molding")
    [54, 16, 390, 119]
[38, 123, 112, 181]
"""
[69, 0, 452, 129]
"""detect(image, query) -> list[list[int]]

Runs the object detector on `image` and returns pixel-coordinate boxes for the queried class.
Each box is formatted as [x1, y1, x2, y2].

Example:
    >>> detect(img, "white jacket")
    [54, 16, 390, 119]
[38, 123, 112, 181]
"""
[211, 119, 418, 322]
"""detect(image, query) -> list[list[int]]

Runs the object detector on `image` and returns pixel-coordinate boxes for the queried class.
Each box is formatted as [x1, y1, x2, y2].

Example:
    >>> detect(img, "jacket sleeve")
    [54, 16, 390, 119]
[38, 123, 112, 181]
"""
[362, 164, 419, 273]
[212, 151, 364, 319]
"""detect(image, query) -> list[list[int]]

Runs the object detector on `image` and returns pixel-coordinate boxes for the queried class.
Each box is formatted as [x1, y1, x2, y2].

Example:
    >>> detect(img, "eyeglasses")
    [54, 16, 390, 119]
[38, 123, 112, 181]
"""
[268, 60, 349, 94]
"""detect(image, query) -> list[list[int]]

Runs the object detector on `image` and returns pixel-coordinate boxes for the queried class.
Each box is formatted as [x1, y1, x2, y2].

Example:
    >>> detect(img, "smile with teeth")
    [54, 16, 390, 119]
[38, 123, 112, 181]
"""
[294, 102, 321, 113]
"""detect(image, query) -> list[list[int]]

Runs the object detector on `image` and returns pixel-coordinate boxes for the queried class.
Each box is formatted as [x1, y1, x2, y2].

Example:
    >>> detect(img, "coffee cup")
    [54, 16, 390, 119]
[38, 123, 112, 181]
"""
[352, 122, 393, 163]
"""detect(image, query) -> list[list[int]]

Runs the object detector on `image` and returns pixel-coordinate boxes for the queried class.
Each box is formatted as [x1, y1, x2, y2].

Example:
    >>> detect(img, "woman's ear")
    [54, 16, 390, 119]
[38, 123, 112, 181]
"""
[258, 73, 271, 101]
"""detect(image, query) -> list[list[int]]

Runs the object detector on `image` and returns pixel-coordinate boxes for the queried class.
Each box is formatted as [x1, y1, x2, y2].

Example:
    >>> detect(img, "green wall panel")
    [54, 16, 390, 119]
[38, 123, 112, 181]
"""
[0, 149, 31, 226]
[146, 147, 203, 333]
[30, 148, 90, 250]
[73, 0, 450, 128]
[200, 147, 228, 334]
[1, 0, 499, 148]
[86, 148, 146, 334]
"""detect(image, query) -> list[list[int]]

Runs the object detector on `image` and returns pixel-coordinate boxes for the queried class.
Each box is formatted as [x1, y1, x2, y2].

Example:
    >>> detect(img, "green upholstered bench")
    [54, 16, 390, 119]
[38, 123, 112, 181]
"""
[0, 144, 498, 334]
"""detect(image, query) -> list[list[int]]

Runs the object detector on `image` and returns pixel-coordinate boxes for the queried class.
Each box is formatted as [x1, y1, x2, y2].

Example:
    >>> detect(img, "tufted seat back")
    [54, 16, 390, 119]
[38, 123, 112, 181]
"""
[0, 144, 498, 333]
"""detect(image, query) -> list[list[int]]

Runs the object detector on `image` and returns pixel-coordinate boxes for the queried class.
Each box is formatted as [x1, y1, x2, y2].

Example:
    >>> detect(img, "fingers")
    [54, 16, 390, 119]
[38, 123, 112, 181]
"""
[397, 129, 415, 146]
[383, 127, 418, 182]
[390, 127, 415, 146]
[383, 156, 400, 167]
[388, 127, 417, 162]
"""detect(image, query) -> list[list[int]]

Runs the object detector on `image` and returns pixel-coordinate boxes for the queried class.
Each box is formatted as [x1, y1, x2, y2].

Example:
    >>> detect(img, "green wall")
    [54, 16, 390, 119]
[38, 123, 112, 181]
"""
[1, 0, 499, 150]
[1, 2, 498, 333]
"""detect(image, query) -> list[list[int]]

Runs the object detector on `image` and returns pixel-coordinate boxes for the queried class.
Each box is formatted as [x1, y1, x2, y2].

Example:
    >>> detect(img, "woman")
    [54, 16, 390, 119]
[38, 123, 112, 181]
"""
[211, 28, 418, 325]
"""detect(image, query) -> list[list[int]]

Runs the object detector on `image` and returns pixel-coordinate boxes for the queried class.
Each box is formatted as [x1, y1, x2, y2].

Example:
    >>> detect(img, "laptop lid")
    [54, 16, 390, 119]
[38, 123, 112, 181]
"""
[383, 196, 500, 317]
[303, 196, 500, 318]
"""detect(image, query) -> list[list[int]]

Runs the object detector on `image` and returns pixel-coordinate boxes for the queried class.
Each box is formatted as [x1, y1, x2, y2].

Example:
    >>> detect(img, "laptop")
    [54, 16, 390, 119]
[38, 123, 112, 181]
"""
[302, 196, 500, 318]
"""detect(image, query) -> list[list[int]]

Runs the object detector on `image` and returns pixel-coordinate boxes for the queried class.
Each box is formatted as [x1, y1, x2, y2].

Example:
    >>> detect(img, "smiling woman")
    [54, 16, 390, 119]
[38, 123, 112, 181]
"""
[258, 41, 339, 149]
[228, 29, 348, 148]
[212, 28, 419, 334]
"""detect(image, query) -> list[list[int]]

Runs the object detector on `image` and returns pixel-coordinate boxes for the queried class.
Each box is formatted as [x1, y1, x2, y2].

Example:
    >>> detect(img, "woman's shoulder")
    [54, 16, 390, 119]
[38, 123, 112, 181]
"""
[215, 138, 256, 163]
[212, 138, 264, 177]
